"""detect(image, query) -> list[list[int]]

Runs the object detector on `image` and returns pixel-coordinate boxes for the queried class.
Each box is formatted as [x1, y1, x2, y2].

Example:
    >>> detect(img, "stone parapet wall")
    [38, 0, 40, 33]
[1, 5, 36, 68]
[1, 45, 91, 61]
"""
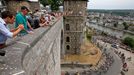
[23, 18, 62, 75]
[0, 17, 62, 75]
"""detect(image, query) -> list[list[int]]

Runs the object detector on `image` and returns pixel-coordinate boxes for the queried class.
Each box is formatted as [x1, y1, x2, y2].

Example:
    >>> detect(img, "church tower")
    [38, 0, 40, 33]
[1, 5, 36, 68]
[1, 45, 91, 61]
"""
[63, 0, 88, 54]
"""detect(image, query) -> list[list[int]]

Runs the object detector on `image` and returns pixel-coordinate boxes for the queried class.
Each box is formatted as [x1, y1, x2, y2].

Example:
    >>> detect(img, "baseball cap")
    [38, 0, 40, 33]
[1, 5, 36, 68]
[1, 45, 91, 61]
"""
[21, 6, 30, 12]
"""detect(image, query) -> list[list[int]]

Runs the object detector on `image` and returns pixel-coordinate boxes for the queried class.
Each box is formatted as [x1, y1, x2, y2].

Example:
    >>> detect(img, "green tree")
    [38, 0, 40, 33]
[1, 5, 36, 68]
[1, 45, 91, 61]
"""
[39, 0, 49, 7]
[39, 0, 63, 11]
[85, 30, 93, 41]
[123, 37, 134, 48]
[123, 22, 129, 30]
[114, 23, 118, 27]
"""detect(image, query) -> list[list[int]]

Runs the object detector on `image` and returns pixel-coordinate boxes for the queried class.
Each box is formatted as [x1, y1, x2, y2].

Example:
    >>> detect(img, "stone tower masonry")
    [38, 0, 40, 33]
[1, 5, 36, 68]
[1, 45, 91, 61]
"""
[63, 0, 88, 55]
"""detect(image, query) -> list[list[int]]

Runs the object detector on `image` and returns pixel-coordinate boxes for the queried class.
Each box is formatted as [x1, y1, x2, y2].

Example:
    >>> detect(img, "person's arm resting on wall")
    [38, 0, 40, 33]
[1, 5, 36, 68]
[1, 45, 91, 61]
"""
[27, 21, 33, 30]
[12, 25, 24, 37]
[0, 24, 24, 38]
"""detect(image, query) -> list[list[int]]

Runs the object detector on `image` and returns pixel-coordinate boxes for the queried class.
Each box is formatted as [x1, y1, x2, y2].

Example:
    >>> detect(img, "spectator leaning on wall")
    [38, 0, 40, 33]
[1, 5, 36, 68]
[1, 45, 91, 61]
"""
[0, 11, 24, 56]
[15, 6, 33, 36]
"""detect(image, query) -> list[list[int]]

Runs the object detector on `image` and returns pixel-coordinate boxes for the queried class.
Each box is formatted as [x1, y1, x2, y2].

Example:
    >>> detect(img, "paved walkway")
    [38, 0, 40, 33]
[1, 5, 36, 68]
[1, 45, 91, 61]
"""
[118, 48, 134, 75]
[91, 40, 122, 75]
[104, 43, 122, 75]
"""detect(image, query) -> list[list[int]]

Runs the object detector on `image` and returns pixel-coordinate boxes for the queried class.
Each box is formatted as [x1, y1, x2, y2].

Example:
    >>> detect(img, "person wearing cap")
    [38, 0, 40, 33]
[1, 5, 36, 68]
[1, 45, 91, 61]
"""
[0, 11, 24, 56]
[15, 6, 33, 36]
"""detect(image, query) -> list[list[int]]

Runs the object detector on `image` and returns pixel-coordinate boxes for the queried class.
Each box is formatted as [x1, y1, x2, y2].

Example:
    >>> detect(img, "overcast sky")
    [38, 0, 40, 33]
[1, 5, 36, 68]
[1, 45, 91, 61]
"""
[88, 0, 134, 9]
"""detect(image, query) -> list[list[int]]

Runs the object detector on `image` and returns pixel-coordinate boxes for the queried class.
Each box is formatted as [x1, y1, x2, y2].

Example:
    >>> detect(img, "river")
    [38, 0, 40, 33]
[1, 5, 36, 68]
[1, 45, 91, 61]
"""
[86, 22, 134, 39]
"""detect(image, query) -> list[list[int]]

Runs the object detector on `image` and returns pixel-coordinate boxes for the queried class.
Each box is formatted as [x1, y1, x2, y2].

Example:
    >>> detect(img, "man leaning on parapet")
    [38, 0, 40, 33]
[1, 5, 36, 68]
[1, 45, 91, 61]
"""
[15, 6, 34, 36]
[0, 11, 24, 56]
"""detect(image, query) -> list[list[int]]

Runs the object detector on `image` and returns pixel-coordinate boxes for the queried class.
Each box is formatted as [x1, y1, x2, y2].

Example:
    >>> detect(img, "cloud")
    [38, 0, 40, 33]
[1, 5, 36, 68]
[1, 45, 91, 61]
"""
[88, 0, 134, 9]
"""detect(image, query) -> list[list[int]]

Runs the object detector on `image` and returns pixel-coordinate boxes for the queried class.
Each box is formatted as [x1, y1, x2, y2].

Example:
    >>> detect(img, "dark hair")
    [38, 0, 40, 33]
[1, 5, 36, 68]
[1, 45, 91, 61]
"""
[1, 11, 13, 19]
[35, 9, 39, 12]
[21, 6, 29, 11]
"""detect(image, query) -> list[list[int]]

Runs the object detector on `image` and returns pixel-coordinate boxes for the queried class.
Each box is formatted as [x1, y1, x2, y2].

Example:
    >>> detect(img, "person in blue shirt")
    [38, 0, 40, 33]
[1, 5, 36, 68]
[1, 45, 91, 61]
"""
[0, 11, 24, 56]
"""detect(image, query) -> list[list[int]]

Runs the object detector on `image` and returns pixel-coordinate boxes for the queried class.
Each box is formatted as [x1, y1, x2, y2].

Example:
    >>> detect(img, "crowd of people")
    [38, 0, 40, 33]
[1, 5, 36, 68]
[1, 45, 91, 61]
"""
[92, 35, 131, 75]
[97, 52, 114, 74]
[114, 50, 129, 75]
[92, 35, 121, 46]
[62, 42, 115, 75]
[0, 6, 61, 56]
[92, 35, 133, 53]
[61, 35, 117, 75]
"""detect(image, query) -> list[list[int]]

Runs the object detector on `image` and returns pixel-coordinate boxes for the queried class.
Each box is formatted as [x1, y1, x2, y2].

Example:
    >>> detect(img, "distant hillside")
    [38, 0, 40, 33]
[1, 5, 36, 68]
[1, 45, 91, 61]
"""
[87, 9, 134, 17]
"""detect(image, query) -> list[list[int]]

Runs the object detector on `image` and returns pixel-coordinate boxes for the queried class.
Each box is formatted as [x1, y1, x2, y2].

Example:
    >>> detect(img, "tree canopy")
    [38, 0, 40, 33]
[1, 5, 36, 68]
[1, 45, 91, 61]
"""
[39, 0, 63, 11]
[123, 37, 134, 49]
[123, 22, 129, 30]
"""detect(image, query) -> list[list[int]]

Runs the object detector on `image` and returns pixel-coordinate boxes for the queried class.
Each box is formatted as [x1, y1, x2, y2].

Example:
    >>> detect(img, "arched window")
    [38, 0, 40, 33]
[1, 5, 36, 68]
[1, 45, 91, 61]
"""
[66, 45, 70, 50]
[66, 24, 70, 30]
[66, 37, 70, 42]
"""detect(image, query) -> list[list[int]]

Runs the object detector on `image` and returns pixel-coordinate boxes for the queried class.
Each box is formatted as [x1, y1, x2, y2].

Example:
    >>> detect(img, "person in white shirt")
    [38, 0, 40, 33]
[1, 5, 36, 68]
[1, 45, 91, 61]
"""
[0, 11, 24, 56]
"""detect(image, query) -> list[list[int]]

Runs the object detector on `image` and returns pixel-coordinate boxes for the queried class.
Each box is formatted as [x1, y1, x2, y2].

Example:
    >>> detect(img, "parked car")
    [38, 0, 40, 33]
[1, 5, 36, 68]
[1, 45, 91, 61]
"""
[111, 44, 119, 49]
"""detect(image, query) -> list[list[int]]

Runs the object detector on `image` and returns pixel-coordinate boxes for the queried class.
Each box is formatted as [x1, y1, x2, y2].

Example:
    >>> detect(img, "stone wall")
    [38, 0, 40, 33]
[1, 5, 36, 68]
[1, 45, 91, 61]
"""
[29, 2, 40, 12]
[6, 1, 30, 14]
[6, 1, 40, 14]
[0, 18, 62, 75]
[23, 18, 62, 75]
[64, 1, 87, 16]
